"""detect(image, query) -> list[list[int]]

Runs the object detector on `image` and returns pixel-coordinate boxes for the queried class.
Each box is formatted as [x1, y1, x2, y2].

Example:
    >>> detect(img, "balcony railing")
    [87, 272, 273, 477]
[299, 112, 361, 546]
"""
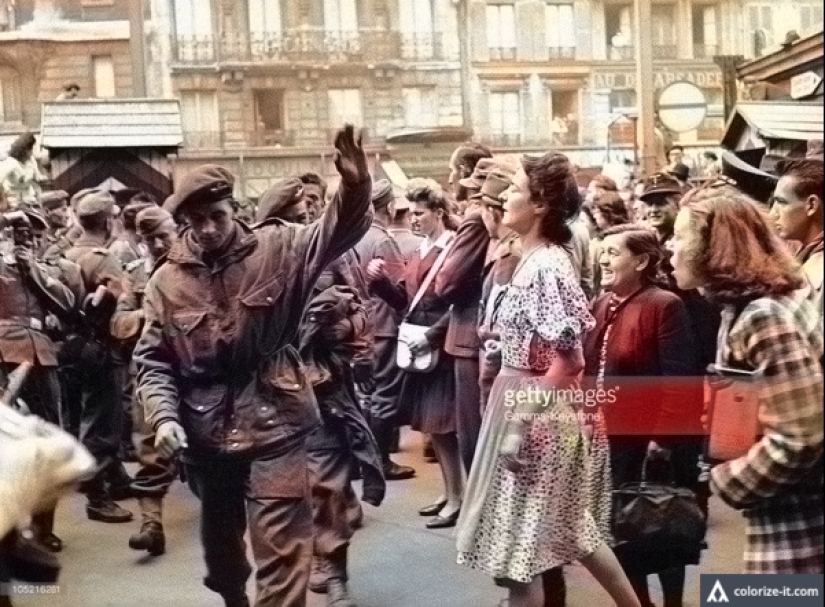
[488, 46, 517, 61]
[608, 45, 634, 60]
[182, 130, 222, 149]
[548, 46, 576, 60]
[653, 44, 678, 59]
[486, 133, 522, 147]
[693, 43, 719, 59]
[174, 30, 445, 64]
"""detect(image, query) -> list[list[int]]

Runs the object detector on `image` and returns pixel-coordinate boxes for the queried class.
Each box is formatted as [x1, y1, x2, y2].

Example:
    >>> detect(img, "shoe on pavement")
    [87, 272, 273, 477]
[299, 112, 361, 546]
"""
[38, 533, 63, 553]
[86, 499, 133, 523]
[382, 460, 415, 481]
[222, 593, 250, 607]
[128, 522, 165, 556]
[327, 578, 356, 607]
[309, 556, 330, 593]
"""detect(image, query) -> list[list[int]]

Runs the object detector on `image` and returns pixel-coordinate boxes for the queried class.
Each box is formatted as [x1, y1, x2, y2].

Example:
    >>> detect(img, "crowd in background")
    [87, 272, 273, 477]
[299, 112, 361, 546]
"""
[0, 126, 822, 607]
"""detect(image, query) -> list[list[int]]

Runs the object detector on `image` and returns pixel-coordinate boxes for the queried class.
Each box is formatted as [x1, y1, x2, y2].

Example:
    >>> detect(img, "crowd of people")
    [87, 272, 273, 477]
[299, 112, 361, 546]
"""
[0, 124, 822, 607]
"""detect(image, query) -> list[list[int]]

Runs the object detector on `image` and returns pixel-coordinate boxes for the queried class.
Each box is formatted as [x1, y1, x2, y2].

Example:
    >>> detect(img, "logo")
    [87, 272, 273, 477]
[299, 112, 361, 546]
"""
[707, 579, 730, 603]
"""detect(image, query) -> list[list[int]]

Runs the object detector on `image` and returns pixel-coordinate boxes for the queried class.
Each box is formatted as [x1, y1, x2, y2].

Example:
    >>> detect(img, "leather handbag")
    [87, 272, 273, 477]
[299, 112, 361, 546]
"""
[612, 456, 706, 575]
[396, 236, 454, 373]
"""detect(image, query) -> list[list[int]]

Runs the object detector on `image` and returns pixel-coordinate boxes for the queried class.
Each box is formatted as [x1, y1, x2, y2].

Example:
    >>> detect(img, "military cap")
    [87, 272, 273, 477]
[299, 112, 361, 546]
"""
[123, 201, 157, 229]
[255, 178, 303, 222]
[371, 179, 395, 211]
[136, 207, 174, 236]
[22, 210, 48, 231]
[112, 188, 144, 209]
[720, 151, 778, 205]
[392, 185, 411, 211]
[639, 173, 683, 202]
[175, 164, 235, 211]
[471, 170, 513, 209]
[72, 188, 117, 217]
[40, 190, 69, 211]
[162, 193, 180, 215]
[459, 158, 500, 190]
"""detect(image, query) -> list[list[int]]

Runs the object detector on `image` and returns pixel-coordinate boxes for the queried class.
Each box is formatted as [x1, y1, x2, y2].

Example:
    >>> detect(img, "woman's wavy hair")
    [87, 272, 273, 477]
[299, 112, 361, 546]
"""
[679, 184, 803, 304]
[601, 224, 668, 287]
[593, 190, 629, 228]
[9, 133, 36, 162]
[406, 178, 459, 231]
[521, 152, 581, 245]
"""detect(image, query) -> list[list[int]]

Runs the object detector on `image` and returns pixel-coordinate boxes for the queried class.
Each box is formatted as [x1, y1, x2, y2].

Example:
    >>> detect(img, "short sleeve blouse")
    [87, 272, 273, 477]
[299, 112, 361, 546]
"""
[496, 244, 595, 372]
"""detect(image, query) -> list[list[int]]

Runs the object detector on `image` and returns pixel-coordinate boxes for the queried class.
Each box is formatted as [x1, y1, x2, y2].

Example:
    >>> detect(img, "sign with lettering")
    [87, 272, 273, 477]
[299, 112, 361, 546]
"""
[591, 70, 723, 91]
[790, 71, 822, 99]
[658, 81, 707, 132]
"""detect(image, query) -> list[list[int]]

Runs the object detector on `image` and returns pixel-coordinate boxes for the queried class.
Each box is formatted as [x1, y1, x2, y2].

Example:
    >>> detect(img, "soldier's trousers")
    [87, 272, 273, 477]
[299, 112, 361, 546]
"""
[130, 388, 175, 497]
[366, 336, 403, 422]
[306, 423, 355, 580]
[454, 356, 481, 474]
[186, 439, 312, 607]
[76, 353, 121, 479]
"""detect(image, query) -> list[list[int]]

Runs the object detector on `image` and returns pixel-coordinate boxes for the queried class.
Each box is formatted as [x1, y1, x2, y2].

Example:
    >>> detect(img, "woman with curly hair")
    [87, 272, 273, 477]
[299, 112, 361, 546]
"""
[0, 133, 45, 208]
[588, 190, 631, 298]
[670, 184, 823, 574]
[456, 152, 640, 607]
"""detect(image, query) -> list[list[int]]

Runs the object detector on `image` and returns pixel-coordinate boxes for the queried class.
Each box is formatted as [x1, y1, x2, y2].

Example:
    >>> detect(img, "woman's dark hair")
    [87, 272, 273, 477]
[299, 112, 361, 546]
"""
[680, 185, 803, 304]
[601, 224, 667, 287]
[521, 152, 581, 245]
[593, 190, 629, 228]
[588, 174, 618, 192]
[406, 178, 459, 231]
[9, 133, 36, 162]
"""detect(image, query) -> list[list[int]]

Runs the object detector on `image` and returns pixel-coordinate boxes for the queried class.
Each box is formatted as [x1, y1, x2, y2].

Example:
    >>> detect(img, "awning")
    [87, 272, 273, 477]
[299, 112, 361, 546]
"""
[40, 99, 183, 149]
[721, 101, 823, 149]
[385, 126, 473, 144]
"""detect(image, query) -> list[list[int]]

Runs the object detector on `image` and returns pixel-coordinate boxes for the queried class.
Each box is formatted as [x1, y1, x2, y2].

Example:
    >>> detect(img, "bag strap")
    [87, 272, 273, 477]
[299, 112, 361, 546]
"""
[405, 234, 455, 319]
[713, 299, 752, 370]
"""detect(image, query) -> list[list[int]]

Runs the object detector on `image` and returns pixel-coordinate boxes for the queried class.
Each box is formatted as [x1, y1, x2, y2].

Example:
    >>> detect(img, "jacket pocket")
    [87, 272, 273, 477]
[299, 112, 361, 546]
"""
[179, 383, 226, 450]
[255, 346, 319, 433]
[170, 311, 211, 369]
[240, 271, 285, 308]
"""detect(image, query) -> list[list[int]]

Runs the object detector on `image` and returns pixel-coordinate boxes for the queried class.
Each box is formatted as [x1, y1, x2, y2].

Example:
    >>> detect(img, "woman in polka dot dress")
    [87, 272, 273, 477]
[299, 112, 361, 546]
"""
[456, 153, 640, 607]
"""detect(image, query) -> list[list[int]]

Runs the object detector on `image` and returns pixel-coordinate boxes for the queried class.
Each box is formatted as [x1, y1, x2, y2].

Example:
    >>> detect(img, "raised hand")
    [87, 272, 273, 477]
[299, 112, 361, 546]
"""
[333, 124, 369, 186]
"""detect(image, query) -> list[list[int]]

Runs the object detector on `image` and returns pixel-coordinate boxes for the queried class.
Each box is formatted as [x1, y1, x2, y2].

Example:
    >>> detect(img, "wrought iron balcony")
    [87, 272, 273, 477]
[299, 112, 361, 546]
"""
[486, 133, 522, 147]
[693, 43, 719, 59]
[548, 46, 576, 60]
[173, 29, 446, 65]
[182, 130, 222, 149]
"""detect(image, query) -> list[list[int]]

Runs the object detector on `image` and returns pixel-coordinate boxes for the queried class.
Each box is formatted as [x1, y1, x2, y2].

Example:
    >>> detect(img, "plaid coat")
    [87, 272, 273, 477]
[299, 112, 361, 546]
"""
[710, 291, 823, 573]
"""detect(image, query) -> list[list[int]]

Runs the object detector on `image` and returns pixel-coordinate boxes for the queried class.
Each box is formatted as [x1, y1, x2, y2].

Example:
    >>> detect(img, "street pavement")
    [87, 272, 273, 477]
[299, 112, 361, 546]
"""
[12, 429, 745, 607]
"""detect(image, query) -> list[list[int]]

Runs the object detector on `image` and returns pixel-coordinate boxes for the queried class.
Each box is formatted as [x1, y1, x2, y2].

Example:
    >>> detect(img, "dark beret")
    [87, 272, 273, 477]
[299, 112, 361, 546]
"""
[471, 170, 512, 209]
[371, 179, 395, 211]
[136, 207, 174, 236]
[721, 151, 778, 205]
[175, 164, 235, 211]
[40, 190, 69, 210]
[255, 178, 304, 222]
[72, 188, 117, 217]
[22, 210, 48, 231]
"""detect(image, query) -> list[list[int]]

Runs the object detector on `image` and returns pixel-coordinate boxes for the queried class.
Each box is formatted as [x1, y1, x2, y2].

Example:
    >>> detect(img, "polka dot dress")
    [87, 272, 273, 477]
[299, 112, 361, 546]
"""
[456, 245, 606, 583]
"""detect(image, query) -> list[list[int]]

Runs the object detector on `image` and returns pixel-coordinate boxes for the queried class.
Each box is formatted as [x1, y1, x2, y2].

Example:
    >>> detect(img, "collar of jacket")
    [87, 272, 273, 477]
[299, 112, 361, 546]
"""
[73, 232, 117, 249]
[371, 216, 390, 232]
[167, 221, 258, 271]
[797, 231, 824, 264]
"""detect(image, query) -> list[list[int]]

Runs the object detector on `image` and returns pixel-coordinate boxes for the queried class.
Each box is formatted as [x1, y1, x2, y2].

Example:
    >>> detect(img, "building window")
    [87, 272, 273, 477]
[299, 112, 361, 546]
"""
[174, 0, 214, 61]
[180, 90, 220, 148]
[0, 67, 22, 123]
[323, 0, 359, 52]
[254, 89, 285, 132]
[747, 4, 774, 56]
[799, 4, 824, 35]
[692, 4, 718, 58]
[402, 87, 438, 128]
[545, 3, 575, 59]
[328, 89, 362, 129]
[488, 91, 520, 145]
[248, 0, 281, 34]
[399, 0, 435, 59]
[605, 4, 633, 60]
[651, 4, 677, 59]
[550, 90, 579, 146]
[487, 4, 516, 60]
[609, 89, 636, 113]
[92, 56, 115, 98]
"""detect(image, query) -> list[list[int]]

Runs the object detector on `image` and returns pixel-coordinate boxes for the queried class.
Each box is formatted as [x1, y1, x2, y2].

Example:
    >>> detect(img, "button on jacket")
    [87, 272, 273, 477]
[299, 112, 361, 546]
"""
[134, 179, 373, 460]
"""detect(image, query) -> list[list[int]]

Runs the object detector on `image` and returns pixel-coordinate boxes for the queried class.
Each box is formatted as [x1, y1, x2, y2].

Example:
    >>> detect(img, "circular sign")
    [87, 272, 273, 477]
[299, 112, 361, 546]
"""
[657, 81, 707, 133]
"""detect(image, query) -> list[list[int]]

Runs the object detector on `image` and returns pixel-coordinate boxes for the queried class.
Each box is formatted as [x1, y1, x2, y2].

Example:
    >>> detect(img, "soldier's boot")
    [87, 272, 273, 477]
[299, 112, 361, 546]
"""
[309, 555, 331, 593]
[129, 497, 165, 555]
[326, 548, 355, 607]
[371, 418, 414, 481]
[86, 477, 133, 523]
[221, 592, 250, 607]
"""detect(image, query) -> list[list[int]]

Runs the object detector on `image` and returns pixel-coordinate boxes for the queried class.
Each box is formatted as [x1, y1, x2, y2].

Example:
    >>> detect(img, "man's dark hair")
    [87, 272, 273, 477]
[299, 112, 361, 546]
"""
[77, 213, 110, 232]
[299, 172, 327, 199]
[775, 158, 824, 201]
[8, 133, 36, 162]
[455, 143, 493, 176]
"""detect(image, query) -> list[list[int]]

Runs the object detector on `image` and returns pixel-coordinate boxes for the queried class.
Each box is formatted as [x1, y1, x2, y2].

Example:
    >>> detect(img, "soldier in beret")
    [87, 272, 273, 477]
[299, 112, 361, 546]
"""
[110, 207, 178, 557]
[351, 178, 414, 482]
[63, 188, 134, 524]
[255, 178, 307, 224]
[133, 125, 373, 607]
